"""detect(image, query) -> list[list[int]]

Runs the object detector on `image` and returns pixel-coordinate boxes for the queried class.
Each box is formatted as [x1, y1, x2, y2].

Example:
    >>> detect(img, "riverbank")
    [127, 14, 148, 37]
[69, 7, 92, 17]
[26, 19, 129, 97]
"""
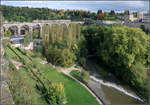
[87, 58, 144, 104]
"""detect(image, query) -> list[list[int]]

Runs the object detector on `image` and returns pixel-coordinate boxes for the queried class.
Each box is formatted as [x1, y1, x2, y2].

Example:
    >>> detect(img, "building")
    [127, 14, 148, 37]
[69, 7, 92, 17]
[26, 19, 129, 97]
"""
[124, 11, 150, 34]
[137, 12, 143, 21]
[125, 11, 150, 23]
[142, 12, 150, 23]
[129, 13, 137, 22]
[10, 35, 24, 46]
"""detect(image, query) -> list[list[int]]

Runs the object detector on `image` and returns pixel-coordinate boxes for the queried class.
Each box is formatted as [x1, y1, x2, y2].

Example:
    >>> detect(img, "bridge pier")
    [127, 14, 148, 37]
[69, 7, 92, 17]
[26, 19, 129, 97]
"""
[18, 26, 21, 35]
[40, 26, 42, 38]
[29, 26, 33, 41]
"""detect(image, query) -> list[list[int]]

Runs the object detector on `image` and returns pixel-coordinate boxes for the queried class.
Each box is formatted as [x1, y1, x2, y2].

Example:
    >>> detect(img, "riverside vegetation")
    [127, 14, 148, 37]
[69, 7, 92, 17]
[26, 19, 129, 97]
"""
[38, 23, 149, 101]
[5, 43, 98, 104]
[2, 5, 150, 103]
[4, 22, 150, 104]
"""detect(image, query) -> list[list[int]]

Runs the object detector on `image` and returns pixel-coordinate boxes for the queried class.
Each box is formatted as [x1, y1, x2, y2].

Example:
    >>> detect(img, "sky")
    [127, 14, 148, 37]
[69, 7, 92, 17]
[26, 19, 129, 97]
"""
[1, 1, 149, 13]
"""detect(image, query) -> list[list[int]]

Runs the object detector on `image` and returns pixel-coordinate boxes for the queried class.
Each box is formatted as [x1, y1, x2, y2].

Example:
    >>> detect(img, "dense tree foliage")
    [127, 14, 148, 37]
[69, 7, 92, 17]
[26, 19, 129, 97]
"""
[1, 5, 97, 22]
[81, 24, 150, 100]
[140, 25, 149, 34]
[1, 5, 123, 22]
[23, 31, 30, 46]
[4, 30, 12, 37]
[47, 82, 67, 104]
[81, 25, 99, 55]
[33, 29, 39, 39]
[42, 23, 81, 67]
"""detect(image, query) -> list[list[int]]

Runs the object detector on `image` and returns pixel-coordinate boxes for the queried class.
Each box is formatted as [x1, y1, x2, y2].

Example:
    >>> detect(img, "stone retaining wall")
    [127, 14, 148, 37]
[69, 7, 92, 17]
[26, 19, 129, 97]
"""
[0, 58, 14, 104]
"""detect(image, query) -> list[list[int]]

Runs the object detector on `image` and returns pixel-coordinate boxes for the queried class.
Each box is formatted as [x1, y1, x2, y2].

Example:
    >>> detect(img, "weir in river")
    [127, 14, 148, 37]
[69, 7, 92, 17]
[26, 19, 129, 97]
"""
[87, 58, 144, 104]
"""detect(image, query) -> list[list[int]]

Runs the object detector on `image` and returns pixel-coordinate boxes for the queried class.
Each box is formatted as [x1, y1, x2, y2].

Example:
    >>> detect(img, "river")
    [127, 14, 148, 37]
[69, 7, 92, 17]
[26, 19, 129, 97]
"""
[87, 58, 144, 104]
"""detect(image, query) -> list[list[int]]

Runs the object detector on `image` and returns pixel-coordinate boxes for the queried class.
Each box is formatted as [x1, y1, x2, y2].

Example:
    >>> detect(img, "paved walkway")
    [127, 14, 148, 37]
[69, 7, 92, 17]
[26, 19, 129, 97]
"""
[56, 65, 104, 105]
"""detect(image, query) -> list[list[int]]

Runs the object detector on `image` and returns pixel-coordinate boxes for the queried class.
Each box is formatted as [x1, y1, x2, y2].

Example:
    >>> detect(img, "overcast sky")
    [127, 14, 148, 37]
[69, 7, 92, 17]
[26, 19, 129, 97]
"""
[1, 1, 149, 12]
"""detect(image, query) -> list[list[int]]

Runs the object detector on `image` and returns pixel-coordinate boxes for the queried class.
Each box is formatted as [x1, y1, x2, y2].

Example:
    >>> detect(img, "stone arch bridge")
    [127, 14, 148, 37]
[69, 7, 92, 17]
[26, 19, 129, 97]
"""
[3, 20, 84, 40]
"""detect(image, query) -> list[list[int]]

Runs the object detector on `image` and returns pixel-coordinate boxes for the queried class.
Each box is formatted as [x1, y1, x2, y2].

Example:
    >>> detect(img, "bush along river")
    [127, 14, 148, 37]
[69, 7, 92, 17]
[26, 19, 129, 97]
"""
[86, 58, 144, 104]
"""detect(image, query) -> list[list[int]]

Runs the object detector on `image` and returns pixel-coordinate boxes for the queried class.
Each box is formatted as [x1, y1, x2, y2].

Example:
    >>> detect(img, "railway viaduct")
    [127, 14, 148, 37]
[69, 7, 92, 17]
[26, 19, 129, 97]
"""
[3, 20, 84, 40]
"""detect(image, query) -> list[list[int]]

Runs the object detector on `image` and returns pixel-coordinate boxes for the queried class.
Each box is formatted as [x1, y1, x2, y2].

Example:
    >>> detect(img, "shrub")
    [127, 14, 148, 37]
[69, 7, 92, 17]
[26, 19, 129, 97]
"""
[47, 82, 67, 104]
[26, 50, 34, 56]
[8, 70, 33, 104]
[79, 57, 86, 68]
[3, 39, 11, 47]
[81, 70, 90, 84]
[35, 45, 43, 53]
[35, 52, 42, 58]
[128, 63, 149, 100]
[70, 70, 82, 81]
[23, 31, 30, 46]
[45, 46, 76, 67]
[59, 49, 76, 67]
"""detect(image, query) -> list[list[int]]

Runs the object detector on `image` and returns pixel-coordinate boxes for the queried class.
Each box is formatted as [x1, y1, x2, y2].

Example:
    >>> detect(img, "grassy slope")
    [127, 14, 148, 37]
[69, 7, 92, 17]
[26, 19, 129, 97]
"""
[43, 69, 98, 104]
[6, 47, 47, 104]
[6, 46, 98, 104]
[70, 70, 82, 81]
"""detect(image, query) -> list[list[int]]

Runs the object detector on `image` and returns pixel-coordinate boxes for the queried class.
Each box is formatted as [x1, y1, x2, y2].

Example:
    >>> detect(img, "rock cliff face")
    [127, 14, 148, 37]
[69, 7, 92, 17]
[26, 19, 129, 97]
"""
[1, 12, 4, 57]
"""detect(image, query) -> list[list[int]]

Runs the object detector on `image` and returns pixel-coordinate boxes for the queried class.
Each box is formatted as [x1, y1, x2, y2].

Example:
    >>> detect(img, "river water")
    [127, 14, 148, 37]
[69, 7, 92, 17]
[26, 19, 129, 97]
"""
[87, 58, 144, 104]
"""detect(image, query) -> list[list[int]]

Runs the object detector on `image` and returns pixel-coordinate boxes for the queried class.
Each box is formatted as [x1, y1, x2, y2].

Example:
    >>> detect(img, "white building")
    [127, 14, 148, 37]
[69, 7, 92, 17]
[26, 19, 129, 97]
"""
[137, 11, 150, 23]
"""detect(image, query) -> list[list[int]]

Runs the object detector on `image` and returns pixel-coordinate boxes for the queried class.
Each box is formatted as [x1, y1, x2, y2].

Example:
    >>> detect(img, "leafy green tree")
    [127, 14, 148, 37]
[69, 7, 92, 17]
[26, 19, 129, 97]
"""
[97, 26, 149, 70]
[45, 46, 76, 67]
[104, 12, 109, 17]
[97, 10, 103, 14]
[33, 29, 39, 39]
[96, 25, 149, 99]
[23, 31, 30, 46]
[133, 12, 137, 17]
[124, 10, 130, 15]
[47, 82, 67, 104]
[4, 30, 12, 37]
[110, 10, 115, 16]
[81, 25, 100, 55]
[81, 70, 90, 84]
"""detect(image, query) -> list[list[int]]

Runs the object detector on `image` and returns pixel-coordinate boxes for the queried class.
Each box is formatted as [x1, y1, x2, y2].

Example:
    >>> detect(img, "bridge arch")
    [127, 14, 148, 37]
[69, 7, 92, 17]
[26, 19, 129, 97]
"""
[8, 25, 19, 35]
[33, 24, 41, 39]
[3, 26, 6, 33]
[20, 25, 29, 35]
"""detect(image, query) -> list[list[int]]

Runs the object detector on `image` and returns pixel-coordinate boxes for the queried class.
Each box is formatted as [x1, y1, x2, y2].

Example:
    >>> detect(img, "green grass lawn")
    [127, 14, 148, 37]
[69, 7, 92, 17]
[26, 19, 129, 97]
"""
[70, 70, 82, 81]
[42, 68, 98, 104]
[6, 47, 17, 58]
[6, 46, 99, 104]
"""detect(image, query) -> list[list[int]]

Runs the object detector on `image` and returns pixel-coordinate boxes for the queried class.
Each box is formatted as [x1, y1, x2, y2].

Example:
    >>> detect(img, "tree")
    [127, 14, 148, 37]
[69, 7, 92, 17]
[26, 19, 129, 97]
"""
[133, 12, 137, 17]
[45, 46, 76, 67]
[97, 10, 102, 14]
[47, 82, 67, 104]
[81, 70, 90, 84]
[104, 12, 109, 17]
[98, 13, 104, 20]
[97, 26, 149, 70]
[110, 10, 115, 16]
[33, 29, 39, 39]
[4, 30, 12, 37]
[124, 10, 129, 15]
[96, 25, 149, 99]
[23, 31, 30, 46]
